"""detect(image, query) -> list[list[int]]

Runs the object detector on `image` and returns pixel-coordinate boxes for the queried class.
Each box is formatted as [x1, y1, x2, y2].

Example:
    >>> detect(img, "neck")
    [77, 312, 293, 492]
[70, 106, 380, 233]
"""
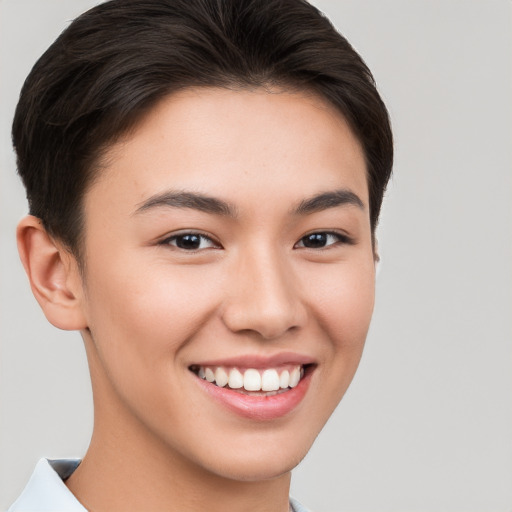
[68, 420, 291, 512]
[67, 345, 292, 512]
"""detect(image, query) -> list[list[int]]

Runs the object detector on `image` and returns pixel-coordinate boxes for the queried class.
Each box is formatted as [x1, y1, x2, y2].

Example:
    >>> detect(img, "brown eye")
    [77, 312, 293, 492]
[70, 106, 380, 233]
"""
[301, 233, 329, 248]
[161, 232, 218, 250]
[174, 234, 202, 249]
[295, 232, 352, 249]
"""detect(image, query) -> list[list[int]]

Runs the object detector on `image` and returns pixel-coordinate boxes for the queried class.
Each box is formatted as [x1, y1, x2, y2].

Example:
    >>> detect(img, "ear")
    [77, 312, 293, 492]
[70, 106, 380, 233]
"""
[16, 215, 88, 331]
[373, 238, 381, 278]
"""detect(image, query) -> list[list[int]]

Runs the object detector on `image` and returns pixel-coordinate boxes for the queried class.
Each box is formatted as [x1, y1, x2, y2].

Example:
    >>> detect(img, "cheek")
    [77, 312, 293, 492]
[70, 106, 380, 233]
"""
[315, 258, 375, 339]
[81, 254, 221, 374]
[309, 257, 375, 381]
[80, 257, 226, 435]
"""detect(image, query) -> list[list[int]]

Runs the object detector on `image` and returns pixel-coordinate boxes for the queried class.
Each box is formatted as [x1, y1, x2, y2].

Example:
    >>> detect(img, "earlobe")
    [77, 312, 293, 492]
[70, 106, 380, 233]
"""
[16, 215, 88, 331]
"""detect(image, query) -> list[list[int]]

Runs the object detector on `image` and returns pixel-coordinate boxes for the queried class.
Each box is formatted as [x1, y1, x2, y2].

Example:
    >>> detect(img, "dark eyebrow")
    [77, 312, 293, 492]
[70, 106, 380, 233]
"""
[134, 191, 237, 217]
[293, 189, 365, 215]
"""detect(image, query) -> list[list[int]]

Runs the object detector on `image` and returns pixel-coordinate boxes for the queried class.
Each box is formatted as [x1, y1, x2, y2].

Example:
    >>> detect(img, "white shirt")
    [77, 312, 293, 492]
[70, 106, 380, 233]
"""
[8, 459, 310, 512]
[8, 459, 86, 511]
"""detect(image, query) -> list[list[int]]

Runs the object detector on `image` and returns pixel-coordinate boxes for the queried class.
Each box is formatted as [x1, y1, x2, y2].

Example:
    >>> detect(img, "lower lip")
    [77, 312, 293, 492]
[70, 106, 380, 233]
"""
[194, 371, 312, 421]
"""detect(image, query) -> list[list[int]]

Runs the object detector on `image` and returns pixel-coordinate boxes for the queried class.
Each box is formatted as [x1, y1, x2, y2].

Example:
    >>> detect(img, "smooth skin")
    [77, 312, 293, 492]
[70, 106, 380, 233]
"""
[17, 87, 376, 512]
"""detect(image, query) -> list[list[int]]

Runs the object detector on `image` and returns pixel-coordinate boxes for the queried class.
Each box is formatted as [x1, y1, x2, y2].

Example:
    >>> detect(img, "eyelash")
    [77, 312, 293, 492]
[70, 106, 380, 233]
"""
[158, 230, 353, 252]
[158, 232, 220, 251]
[294, 231, 354, 250]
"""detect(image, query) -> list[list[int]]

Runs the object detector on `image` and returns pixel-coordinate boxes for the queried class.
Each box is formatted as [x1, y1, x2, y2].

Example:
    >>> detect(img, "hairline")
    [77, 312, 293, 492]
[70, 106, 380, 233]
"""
[67, 82, 375, 269]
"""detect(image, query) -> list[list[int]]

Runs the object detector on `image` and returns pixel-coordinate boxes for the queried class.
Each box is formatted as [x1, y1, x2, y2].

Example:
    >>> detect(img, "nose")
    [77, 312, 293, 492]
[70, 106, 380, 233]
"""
[221, 248, 307, 340]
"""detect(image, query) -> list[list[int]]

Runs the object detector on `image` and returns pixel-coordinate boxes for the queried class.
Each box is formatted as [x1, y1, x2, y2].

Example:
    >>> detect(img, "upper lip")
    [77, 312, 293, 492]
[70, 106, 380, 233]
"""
[190, 351, 316, 369]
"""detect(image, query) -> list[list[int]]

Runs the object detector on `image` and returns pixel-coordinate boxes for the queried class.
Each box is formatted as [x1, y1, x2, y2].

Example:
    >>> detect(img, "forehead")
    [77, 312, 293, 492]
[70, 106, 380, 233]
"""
[86, 87, 368, 220]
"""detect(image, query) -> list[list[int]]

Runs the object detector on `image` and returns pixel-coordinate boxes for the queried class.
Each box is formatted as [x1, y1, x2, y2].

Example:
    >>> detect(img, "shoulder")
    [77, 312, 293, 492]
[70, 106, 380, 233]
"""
[8, 458, 85, 512]
[290, 496, 314, 512]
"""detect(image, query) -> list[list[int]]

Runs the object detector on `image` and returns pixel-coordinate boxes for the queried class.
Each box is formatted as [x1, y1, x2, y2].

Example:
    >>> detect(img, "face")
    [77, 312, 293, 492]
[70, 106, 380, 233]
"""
[77, 87, 375, 481]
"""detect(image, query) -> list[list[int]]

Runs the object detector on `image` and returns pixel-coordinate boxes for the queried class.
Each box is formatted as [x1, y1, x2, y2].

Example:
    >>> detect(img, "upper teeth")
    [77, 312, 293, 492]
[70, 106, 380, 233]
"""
[196, 366, 303, 392]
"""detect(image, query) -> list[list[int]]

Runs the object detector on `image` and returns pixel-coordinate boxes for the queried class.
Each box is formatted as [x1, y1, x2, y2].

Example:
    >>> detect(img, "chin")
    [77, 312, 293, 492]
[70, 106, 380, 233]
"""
[208, 453, 304, 483]
[191, 430, 317, 483]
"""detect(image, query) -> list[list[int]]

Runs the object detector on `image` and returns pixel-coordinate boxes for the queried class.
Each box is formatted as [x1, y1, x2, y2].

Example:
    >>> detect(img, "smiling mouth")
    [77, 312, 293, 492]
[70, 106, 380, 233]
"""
[189, 364, 312, 396]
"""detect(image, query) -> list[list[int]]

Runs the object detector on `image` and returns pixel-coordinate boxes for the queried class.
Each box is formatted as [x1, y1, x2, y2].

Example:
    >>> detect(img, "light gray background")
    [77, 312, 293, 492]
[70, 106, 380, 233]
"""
[1, 1, 511, 511]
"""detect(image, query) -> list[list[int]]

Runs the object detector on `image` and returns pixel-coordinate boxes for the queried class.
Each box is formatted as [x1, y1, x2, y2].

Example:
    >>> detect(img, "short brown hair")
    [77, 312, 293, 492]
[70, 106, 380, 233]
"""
[13, 0, 393, 258]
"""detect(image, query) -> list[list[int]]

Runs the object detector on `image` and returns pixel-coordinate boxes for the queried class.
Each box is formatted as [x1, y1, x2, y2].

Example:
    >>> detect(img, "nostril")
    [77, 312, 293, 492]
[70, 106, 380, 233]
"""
[220, 259, 307, 338]
[221, 301, 306, 340]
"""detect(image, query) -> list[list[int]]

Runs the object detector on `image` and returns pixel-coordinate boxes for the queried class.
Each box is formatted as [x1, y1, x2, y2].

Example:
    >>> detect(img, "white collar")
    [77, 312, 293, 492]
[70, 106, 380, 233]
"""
[8, 458, 86, 511]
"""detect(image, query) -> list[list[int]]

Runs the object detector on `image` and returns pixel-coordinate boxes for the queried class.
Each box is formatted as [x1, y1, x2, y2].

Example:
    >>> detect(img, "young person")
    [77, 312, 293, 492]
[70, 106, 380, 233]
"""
[8, 0, 393, 510]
